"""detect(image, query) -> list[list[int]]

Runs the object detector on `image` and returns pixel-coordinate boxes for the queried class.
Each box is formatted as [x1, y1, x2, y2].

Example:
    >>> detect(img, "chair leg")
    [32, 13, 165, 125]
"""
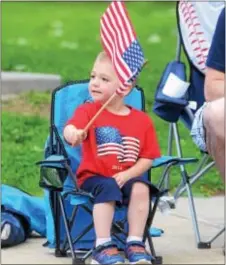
[172, 157, 222, 248]
[57, 193, 78, 262]
[145, 225, 156, 256]
[62, 206, 78, 251]
[146, 232, 162, 265]
[80, 248, 94, 262]
[172, 123, 204, 247]
[157, 123, 173, 191]
[65, 223, 94, 252]
[177, 167, 222, 249]
[112, 231, 127, 246]
[159, 123, 223, 249]
[49, 191, 66, 257]
[205, 227, 225, 246]
[143, 196, 163, 264]
[61, 203, 94, 263]
[180, 171, 203, 247]
[173, 156, 214, 200]
[164, 123, 174, 190]
[111, 218, 127, 248]
[148, 196, 160, 227]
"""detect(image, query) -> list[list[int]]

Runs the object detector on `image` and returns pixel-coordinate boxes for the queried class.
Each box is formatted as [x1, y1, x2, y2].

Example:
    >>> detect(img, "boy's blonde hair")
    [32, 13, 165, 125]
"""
[95, 51, 110, 62]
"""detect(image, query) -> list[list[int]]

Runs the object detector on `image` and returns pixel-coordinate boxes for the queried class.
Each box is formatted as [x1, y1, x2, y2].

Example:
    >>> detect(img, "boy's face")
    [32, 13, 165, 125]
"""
[89, 56, 121, 103]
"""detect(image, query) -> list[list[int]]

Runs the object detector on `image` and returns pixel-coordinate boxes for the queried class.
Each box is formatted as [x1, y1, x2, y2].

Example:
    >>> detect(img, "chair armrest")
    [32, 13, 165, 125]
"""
[37, 155, 70, 191]
[63, 189, 94, 206]
[152, 155, 198, 168]
[36, 155, 69, 169]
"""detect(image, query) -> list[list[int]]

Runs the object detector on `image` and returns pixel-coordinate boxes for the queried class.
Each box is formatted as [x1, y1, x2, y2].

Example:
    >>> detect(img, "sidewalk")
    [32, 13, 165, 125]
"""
[1, 71, 61, 95]
[2, 196, 225, 264]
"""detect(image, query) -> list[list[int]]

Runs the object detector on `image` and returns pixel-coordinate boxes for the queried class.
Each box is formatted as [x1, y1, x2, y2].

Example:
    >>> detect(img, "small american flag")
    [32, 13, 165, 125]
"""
[100, 1, 145, 96]
[95, 126, 140, 163]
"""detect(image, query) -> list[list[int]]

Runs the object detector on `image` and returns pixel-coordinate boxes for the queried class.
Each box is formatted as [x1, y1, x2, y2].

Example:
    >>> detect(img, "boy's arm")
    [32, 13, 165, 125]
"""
[113, 117, 161, 187]
[63, 104, 90, 146]
[63, 125, 87, 146]
[113, 158, 153, 188]
[205, 9, 225, 101]
[204, 68, 224, 101]
[123, 158, 153, 179]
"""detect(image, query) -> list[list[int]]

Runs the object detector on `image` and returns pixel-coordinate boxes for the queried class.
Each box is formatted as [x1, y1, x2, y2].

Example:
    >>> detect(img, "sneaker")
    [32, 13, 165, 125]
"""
[125, 241, 153, 264]
[91, 241, 125, 264]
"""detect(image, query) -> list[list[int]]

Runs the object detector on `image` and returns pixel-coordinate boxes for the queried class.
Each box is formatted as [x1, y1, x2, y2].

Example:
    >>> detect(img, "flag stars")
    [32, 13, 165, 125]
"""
[122, 41, 144, 73]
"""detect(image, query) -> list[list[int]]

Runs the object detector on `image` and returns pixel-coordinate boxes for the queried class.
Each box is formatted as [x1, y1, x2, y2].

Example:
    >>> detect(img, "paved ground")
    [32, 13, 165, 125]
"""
[2, 196, 225, 264]
[1, 71, 61, 95]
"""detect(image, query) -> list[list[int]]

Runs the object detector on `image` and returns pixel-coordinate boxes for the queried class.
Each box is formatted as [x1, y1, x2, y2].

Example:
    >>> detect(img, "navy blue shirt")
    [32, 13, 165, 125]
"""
[206, 8, 225, 73]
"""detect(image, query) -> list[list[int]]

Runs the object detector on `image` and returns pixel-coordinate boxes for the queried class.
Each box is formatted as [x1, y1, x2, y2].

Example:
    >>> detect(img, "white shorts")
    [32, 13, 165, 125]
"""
[190, 103, 208, 152]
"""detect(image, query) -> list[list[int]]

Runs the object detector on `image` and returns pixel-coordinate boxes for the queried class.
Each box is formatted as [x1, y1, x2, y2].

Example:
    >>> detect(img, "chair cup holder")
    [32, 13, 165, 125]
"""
[39, 167, 67, 190]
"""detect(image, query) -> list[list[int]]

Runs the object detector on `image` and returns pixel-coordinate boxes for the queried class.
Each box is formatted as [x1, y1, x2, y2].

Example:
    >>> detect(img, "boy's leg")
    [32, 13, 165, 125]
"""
[93, 202, 115, 244]
[81, 176, 125, 264]
[127, 182, 149, 239]
[122, 177, 154, 264]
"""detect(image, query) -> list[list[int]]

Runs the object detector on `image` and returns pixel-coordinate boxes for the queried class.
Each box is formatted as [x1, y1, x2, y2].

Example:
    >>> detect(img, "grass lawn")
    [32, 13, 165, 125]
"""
[1, 2, 224, 196]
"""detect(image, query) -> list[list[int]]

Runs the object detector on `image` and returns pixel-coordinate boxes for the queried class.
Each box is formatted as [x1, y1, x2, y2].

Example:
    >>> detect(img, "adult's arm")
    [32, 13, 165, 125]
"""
[204, 8, 225, 101]
[204, 67, 224, 101]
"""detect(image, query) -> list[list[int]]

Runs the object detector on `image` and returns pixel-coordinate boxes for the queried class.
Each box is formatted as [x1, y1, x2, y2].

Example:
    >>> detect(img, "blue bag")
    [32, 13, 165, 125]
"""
[1, 210, 28, 247]
[1, 184, 46, 248]
[153, 60, 189, 123]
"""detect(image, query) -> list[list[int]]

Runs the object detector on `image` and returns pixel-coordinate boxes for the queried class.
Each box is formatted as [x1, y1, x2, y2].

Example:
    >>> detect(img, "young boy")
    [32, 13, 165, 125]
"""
[64, 51, 161, 264]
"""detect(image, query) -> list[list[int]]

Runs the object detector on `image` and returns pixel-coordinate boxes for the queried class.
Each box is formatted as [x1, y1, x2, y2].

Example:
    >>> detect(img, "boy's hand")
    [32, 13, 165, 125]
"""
[113, 171, 130, 188]
[64, 125, 87, 146]
[72, 129, 87, 146]
[73, 129, 87, 146]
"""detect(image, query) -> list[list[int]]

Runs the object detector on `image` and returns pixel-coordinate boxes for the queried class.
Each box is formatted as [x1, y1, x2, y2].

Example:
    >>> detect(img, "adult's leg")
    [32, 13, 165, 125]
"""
[203, 97, 225, 181]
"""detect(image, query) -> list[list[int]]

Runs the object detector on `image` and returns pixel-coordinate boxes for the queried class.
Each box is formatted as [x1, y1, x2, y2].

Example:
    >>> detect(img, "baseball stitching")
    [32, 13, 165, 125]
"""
[179, 1, 209, 72]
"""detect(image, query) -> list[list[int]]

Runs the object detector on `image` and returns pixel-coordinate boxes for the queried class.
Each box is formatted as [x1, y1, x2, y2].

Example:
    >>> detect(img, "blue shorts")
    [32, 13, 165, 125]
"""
[190, 103, 208, 152]
[81, 175, 159, 205]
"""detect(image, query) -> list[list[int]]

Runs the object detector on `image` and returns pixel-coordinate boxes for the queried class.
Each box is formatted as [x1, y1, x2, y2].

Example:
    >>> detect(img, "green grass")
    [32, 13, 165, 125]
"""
[2, 112, 49, 196]
[2, 2, 177, 81]
[1, 2, 224, 196]
[22, 90, 51, 106]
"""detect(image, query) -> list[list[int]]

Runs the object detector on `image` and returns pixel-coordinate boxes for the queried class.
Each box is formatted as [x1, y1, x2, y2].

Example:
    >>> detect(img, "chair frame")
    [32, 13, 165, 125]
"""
[158, 11, 225, 247]
[38, 80, 167, 264]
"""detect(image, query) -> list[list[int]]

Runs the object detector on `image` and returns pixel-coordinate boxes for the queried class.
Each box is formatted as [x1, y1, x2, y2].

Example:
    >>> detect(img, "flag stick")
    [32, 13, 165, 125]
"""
[84, 92, 117, 132]
[72, 60, 149, 146]
[71, 92, 117, 147]
[84, 60, 148, 132]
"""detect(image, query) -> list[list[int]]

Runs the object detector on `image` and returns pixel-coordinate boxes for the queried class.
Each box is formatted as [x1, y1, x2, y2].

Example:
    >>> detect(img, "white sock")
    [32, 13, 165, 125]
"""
[96, 237, 111, 247]
[127, 236, 143, 243]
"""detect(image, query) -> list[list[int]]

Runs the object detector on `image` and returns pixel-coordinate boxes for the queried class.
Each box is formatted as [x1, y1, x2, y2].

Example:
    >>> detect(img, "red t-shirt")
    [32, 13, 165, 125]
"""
[66, 102, 161, 187]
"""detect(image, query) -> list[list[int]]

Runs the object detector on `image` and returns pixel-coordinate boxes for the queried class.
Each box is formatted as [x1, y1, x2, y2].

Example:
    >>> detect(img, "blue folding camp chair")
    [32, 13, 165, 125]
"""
[153, 1, 225, 249]
[36, 79, 197, 264]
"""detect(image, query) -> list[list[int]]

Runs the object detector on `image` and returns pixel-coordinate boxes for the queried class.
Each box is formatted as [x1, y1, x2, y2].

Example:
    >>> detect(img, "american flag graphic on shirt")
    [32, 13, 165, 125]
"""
[95, 126, 140, 163]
